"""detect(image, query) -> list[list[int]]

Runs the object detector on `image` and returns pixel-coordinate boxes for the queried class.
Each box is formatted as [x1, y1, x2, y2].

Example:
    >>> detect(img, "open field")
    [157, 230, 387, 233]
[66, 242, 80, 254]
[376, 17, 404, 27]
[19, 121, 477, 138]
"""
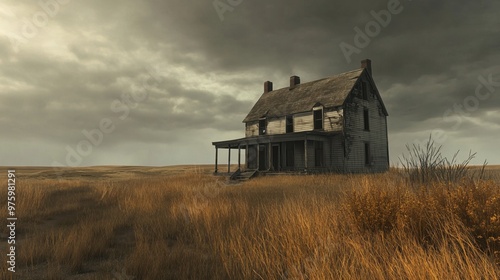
[0, 165, 499, 279]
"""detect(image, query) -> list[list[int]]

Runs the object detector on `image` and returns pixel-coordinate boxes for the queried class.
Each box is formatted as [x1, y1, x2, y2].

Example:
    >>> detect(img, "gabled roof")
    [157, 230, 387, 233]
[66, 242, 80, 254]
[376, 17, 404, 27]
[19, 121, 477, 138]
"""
[243, 68, 364, 123]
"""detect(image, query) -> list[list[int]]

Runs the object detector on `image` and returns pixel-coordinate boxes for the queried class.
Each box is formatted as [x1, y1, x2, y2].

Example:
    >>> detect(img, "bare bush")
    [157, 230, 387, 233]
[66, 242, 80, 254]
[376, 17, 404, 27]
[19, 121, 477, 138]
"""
[399, 135, 487, 185]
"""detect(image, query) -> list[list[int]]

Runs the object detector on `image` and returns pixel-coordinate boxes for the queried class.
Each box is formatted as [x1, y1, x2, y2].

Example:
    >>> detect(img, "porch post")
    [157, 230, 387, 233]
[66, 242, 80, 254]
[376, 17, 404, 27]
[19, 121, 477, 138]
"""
[256, 144, 260, 171]
[238, 144, 241, 170]
[268, 142, 272, 171]
[228, 146, 231, 173]
[215, 146, 218, 174]
[304, 136, 308, 171]
[245, 143, 249, 170]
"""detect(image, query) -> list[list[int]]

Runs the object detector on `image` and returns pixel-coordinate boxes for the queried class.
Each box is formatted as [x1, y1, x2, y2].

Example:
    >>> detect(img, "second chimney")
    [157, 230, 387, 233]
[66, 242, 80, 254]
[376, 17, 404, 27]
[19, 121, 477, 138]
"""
[264, 81, 273, 93]
[290, 75, 300, 89]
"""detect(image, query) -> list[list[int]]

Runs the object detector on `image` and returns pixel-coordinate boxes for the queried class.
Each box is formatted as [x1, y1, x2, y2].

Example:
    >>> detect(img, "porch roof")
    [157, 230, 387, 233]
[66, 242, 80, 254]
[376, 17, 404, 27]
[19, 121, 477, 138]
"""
[212, 131, 340, 149]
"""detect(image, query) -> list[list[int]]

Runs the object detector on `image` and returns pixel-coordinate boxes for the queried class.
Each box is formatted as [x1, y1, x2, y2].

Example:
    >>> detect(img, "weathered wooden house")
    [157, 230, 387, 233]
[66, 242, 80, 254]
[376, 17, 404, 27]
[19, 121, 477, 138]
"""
[213, 59, 389, 177]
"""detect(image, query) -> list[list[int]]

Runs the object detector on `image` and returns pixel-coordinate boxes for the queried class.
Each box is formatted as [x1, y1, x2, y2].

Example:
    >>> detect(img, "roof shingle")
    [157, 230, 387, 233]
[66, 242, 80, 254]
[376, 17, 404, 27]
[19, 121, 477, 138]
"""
[243, 68, 364, 122]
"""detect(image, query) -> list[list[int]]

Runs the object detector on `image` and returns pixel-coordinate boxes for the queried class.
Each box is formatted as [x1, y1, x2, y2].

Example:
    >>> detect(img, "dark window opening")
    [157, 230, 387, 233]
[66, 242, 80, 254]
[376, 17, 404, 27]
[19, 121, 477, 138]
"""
[313, 109, 323, 130]
[259, 119, 267, 135]
[259, 145, 266, 170]
[286, 142, 294, 167]
[286, 115, 293, 133]
[362, 82, 368, 100]
[363, 108, 370, 131]
[315, 141, 324, 167]
[364, 142, 371, 165]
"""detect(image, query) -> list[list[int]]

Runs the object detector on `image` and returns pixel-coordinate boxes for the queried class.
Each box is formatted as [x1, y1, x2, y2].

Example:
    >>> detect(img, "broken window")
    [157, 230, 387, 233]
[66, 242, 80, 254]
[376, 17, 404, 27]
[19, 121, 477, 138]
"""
[259, 118, 267, 135]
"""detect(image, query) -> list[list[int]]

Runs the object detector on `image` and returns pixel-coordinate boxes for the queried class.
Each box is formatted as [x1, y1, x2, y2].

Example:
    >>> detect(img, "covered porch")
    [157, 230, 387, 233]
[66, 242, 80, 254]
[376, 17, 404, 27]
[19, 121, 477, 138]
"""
[212, 131, 335, 174]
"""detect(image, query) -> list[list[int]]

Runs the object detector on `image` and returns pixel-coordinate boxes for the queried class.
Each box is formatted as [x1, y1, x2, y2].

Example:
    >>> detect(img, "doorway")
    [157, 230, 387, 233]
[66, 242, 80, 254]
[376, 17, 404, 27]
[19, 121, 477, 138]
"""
[258, 145, 267, 171]
[272, 145, 280, 171]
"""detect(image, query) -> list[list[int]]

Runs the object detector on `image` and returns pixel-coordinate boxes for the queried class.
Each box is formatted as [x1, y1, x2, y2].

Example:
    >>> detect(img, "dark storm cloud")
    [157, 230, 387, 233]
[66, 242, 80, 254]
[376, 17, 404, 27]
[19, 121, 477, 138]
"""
[1, 0, 499, 166]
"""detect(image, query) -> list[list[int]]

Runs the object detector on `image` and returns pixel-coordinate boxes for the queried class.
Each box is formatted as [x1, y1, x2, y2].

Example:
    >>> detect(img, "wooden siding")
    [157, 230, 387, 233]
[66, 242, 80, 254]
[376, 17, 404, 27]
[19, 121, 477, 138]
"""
[294, 112, 314, 132]
[267, 117, 286, 135]
[330, 135, 345, 169]
[245, 121, 259, 137]
[247, 109, 342, 136]
[343, 73, 388, 172]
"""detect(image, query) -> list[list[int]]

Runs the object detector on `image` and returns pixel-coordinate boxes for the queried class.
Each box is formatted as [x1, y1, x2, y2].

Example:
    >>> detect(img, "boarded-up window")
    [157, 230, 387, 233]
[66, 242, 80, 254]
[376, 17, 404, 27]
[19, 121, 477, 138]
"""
[364, 142, 371, 165]
[363, 108, 369, 131]
[286, 115, 293, 133]
[259, 118, 267, 135]
[286, 142, 294, 167]
[313, 109, 323, 130]
[315, 141, 324, 167]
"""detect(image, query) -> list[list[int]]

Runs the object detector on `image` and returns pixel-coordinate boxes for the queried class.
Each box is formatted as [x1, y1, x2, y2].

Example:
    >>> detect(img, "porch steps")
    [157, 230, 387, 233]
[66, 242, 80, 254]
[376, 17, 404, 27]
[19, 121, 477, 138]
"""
[231, 169, 258, 181]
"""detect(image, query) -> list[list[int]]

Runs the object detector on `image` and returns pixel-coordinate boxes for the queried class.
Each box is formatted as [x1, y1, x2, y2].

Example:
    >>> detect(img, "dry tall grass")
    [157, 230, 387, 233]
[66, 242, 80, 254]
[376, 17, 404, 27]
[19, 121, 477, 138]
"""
[0, 169, 499, 279]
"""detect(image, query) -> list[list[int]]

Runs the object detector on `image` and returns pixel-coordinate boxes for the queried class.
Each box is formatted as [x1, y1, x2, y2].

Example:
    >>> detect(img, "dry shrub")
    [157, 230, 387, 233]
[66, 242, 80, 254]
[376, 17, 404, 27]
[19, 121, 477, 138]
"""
[399, 135, 486, 185]
[448, 180, 500, 263]
[343, 177, 500, 265]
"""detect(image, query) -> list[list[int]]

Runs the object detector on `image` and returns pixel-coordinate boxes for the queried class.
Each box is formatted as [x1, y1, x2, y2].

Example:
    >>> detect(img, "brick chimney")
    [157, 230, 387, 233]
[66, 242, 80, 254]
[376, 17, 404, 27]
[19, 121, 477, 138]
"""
[264, 81, 273, 93]
[290, 75, 300, 89]
[361, 59, 372, 77]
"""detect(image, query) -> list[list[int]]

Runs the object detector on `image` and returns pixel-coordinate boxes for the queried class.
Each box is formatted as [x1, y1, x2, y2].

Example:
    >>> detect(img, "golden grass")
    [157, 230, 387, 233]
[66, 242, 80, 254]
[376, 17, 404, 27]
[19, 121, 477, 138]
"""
[0, 167, 499, 279]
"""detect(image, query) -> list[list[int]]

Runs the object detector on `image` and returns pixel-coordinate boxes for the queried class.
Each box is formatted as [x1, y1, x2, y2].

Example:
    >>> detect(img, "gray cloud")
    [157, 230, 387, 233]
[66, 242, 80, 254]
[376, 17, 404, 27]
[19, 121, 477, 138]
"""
[0, 0, 499, 166]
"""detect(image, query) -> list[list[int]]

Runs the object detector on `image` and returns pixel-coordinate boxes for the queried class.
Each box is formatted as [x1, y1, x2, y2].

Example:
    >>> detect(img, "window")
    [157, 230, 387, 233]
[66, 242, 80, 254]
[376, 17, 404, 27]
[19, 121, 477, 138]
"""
[286, 115, 293, 133]
[362, 82, 368, 100]
[315, 141, 324, 167]
[259, 118, 267, 135]
[363, 108, 369, 131]
[364, 142, 371, 165]
[313, 109, 323, 130]
[286, 142, 294, 167]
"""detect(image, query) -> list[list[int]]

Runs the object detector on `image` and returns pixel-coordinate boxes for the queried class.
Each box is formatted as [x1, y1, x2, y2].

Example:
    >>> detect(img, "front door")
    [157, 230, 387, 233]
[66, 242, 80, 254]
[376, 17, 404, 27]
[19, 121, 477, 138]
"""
[272, 145, 280, 171]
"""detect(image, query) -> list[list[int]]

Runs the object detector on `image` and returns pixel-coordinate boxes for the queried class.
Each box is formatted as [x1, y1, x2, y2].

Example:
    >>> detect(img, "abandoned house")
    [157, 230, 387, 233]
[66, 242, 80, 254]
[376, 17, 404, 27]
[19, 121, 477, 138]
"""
[212, 59, 389, 177]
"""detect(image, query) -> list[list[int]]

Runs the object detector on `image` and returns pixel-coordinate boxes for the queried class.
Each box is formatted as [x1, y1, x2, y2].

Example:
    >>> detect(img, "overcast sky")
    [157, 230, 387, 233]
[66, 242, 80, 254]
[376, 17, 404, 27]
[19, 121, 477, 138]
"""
[1, 0, 499, 167]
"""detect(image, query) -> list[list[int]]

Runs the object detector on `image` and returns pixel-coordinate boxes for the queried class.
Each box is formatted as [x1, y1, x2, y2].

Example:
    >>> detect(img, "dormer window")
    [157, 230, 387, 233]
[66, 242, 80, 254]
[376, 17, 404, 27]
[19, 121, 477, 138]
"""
[313, 108, 323, 130]
[259, 118, 267, 135]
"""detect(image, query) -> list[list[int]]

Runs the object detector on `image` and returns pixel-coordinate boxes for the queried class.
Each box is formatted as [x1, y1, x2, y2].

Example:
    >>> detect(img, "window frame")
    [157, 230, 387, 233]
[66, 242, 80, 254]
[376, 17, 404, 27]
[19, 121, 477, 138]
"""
[363, 107, 370, 131]
[286, 115, 294, 133]
[364, 142, 371, 166]
[259, 118, 267, 135]
[313, 108, 323, 130]
[362, 81, 368, 100]
[286, 142, 294, 167]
